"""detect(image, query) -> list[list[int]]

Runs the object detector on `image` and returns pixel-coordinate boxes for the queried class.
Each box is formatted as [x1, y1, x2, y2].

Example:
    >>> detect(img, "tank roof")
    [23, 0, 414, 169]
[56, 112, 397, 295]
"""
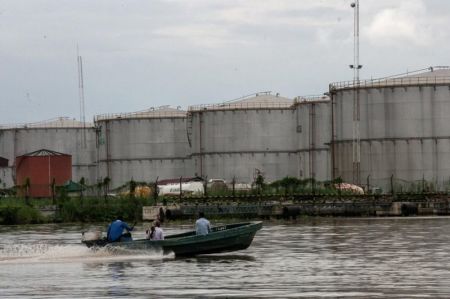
[189, 92, 295, 111]
[95, 105, 186, 121]
[330, 66, 450, 91]
[0, 117, 94, 130]
[399, 67, 450, 78]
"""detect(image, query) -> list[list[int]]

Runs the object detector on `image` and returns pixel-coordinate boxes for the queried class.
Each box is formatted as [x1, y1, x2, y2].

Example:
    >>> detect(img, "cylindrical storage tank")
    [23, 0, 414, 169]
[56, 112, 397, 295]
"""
[0, 166, 13, 189]
[330, 66, 450, 192]
[0, 156, 13, 189]
[0, 117, 97, 188]
[0, 157, 8, 167]
[295, 96, 331, 181]
[188, 92, 298, 184]
[15, 149, 72, 197]
[94, 106, 192, 188]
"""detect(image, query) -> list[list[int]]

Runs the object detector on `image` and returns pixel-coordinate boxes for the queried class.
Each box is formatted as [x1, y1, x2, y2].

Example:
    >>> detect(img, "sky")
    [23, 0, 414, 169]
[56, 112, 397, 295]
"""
[0, 0, 449, 124]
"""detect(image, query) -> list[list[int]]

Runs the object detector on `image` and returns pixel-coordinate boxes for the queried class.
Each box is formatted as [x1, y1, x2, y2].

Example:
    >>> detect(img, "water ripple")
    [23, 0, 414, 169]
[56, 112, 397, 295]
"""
[2, 218, 450, 298]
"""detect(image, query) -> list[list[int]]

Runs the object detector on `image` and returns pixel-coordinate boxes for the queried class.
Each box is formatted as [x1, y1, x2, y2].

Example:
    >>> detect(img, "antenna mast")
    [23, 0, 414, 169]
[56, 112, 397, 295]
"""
[77, 45, 87, 147]
[350, 1, 362, 185]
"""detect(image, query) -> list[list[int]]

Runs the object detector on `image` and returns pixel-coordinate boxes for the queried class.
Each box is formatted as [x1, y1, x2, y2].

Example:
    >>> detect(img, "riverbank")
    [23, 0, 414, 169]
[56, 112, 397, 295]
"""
[144, 193, 450, 221]
[0, 197, 146, 225]
[1, 193, 450, 225]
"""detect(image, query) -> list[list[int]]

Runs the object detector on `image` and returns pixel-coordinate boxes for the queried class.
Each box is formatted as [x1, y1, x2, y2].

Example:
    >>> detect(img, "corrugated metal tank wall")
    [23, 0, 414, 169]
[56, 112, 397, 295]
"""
[333, 83, 450, 192]
[95, 114, 192, 188]
[189, 100, 299, 183]
[0, 167, 13, 187]
[0, 129, 14, 170]
[296, 100, 331, 181]
[0, 127, 96, 187]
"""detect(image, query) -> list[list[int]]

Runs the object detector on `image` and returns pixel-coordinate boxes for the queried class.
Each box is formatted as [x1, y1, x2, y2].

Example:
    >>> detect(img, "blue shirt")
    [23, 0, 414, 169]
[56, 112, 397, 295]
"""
[195, 217, 211, 235]
[107, 220, 133, 242]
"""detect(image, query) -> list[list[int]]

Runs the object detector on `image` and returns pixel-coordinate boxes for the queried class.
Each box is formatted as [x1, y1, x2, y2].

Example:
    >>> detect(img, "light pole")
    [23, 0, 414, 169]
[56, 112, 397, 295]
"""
[350, 1, 362, 185]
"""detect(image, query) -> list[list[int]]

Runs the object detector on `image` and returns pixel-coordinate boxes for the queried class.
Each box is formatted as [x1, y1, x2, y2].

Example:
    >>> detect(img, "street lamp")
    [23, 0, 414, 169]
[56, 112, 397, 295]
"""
[349, 1, 362, 74]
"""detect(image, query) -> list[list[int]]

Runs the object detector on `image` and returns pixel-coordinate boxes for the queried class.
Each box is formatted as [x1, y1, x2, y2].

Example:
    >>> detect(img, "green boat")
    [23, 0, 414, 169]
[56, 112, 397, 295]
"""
[82, 222, 262, 257]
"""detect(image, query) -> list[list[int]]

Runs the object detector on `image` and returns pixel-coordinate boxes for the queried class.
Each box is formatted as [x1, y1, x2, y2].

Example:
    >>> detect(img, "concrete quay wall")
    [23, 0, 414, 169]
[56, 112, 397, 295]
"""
[143, 196, 450, 220]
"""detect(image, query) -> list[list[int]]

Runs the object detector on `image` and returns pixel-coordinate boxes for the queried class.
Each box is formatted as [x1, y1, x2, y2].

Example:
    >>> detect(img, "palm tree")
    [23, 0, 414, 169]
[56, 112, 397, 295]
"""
[96, 180, 103, 198]
[129, 179, 136, 199]
[24, 177, 31, 206]
[79, 177, 86, 198]
[255, 174, 265, 194]
[79, 177, 86, 205]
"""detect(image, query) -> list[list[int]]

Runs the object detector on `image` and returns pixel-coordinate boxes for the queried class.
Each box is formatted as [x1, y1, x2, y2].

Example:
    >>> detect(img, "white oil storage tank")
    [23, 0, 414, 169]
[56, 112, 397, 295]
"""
[187, 92, 298, 184]
[295, 95, 331, 182]
[94, 106, 192, 188]
[330, 66, 450, 192]
[0, 117, 97, 187]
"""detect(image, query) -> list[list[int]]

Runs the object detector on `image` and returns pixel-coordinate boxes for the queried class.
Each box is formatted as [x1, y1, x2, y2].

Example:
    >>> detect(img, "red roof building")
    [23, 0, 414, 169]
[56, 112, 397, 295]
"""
[15, 149, 72, 197]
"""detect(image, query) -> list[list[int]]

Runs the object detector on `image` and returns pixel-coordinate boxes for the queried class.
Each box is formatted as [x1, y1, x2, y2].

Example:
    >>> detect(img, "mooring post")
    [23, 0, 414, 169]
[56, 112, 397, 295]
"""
[390, 174, 394, 196]
[153, 176, 159, 205]
[232, 177, 236, 198]
[179, 176, 183, 201]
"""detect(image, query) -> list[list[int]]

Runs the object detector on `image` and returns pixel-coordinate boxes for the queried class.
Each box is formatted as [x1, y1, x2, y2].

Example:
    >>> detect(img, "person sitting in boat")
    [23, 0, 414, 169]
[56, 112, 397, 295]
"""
[195, 212, 211, 236]
[153, 221, 164, 240]
[146, 226, 155, 240]
[146, 221, 164, 240]
[107, 216, 134, 242]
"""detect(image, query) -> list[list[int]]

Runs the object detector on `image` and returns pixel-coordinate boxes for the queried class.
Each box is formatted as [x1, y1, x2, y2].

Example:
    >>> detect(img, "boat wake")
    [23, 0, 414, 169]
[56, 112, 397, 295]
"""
[0, 243, 174, 264]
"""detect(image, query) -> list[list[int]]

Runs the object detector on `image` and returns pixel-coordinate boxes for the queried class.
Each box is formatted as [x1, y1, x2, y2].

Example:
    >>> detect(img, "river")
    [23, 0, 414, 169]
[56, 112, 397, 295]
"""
[1, 217, 450, 298]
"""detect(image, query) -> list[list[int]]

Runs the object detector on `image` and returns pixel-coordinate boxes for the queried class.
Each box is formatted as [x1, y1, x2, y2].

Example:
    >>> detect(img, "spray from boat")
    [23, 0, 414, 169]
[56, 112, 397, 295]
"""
[0, 243, 174, 264]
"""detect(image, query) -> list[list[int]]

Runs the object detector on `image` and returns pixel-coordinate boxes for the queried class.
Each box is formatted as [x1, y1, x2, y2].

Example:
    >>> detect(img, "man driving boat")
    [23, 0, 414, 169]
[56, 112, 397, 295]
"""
[107, 216, 134, 242]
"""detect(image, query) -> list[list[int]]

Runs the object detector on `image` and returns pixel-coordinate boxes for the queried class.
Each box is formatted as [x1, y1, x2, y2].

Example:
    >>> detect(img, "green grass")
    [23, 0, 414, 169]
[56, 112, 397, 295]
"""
[0, 205, 47, 225]
[0, 196, 149, 225]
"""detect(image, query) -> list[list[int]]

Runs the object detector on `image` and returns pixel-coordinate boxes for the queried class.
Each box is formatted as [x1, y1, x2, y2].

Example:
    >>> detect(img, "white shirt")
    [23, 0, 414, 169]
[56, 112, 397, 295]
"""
[195, 217, 211, 235]
[152, 227, 164, 240]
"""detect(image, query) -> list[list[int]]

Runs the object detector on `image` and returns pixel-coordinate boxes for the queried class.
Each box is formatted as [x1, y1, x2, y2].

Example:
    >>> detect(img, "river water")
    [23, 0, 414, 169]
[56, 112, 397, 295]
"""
[1, 217, 450, 298]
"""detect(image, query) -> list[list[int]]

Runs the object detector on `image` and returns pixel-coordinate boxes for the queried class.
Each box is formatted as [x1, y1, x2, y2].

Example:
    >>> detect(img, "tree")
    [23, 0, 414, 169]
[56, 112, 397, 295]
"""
[153, 177, 159, 204]
[103, 177, 111, 202]
[95, 179, 104, 198]
[279, 176, 301, 194]
[24, 177, 31, 206]
[255, 174, 265, 194]
[79, 177, 86, 201]
[129, 179, 136, 199]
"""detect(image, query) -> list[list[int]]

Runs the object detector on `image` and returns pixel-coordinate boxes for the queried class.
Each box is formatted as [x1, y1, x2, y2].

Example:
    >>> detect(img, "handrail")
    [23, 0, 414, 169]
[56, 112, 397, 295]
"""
[188, 91, 298, 111]
[95, 106, 186, 122]
[188, 101, 295, 111]
[222, 91, 272, 103]
[330, 66, 450, 91]
[0, 117, 93, 130]
[294, 95, 330, 103]
[330, 75, 450, 91]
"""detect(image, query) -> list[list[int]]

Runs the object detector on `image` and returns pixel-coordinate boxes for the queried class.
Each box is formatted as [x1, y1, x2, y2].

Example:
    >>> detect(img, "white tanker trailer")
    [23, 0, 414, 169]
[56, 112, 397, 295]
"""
[157, 181, 204, 196]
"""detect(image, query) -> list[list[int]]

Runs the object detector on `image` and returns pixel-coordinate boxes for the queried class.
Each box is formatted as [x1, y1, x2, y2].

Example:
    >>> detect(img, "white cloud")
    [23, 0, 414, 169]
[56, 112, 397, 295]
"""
[364, 0, 433, 46]
[153, 25, 250, 48]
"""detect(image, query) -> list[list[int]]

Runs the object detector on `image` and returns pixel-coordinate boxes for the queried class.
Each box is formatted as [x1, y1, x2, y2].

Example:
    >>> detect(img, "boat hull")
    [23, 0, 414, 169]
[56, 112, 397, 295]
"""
[83, 222, 262, 257]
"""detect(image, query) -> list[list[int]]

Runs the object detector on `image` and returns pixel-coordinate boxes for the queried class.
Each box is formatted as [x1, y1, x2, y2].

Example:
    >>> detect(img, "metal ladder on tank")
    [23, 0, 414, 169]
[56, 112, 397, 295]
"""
[186, 111, 193, 147]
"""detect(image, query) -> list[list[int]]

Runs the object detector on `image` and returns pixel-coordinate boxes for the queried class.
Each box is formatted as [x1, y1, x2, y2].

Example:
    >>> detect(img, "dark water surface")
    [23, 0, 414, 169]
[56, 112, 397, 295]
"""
[1, 217, 450, 298]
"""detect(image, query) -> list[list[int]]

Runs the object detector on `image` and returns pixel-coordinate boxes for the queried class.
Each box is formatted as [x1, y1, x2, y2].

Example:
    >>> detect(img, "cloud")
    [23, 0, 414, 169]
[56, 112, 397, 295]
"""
[364, 0, 433, 46]
[153, 25, 251, 48]
[1, 0, 450, 123]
